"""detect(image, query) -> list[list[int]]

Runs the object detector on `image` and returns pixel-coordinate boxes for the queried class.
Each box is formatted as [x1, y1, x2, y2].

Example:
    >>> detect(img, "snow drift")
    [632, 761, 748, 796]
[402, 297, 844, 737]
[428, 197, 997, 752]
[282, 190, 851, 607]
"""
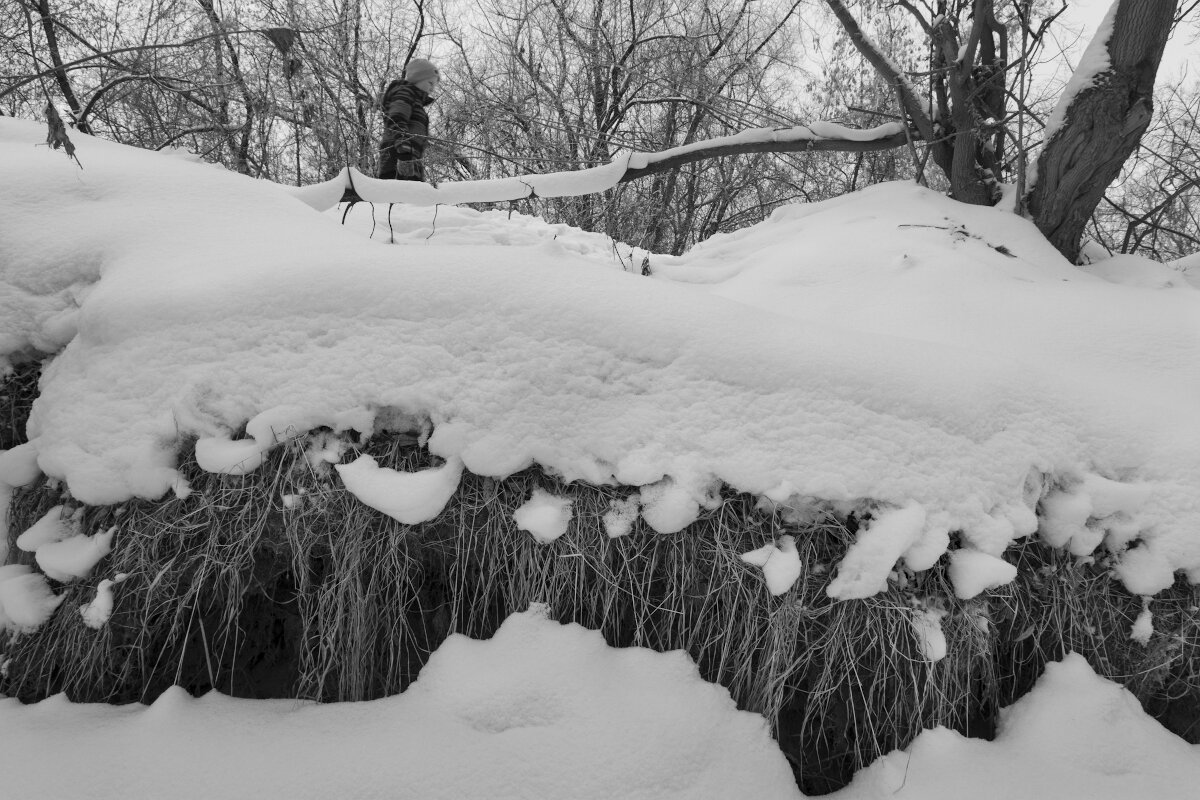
[2, 607, 1195, 800]
[1, 116, 1199, 608]
[0, 605, 803, 799]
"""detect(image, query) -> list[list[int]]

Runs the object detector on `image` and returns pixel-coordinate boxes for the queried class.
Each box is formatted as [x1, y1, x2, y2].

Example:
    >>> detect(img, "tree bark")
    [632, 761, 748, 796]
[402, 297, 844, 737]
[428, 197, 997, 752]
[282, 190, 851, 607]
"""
[1027, 0, 1177, 262]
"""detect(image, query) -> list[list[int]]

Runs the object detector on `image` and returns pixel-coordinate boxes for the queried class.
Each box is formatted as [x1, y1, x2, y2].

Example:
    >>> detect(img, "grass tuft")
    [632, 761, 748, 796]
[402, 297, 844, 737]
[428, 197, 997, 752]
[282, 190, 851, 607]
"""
[0, 359, 41, 450]
[2, 427, 1198, 794]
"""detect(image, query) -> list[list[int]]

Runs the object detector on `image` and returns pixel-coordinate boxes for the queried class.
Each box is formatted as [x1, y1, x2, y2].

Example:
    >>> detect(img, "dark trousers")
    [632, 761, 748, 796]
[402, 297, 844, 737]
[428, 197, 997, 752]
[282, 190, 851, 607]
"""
[378, 147, 424, 181]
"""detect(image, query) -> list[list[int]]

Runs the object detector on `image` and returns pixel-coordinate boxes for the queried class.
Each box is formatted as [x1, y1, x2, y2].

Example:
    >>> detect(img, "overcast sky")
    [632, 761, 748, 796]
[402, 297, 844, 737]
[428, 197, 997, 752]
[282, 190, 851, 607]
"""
[1059, 0, 1195, 82]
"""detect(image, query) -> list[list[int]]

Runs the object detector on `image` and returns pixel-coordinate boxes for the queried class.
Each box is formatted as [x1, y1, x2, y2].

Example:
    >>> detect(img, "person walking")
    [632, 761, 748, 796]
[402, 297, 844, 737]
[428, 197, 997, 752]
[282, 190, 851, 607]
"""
[377, 58, 440, 182]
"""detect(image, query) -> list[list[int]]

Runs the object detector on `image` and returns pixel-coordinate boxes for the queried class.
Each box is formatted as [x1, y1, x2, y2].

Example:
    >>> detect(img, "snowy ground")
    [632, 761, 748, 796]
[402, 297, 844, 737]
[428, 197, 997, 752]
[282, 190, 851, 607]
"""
[2, 118, 1200, 796]
[1, 606, 1198, 800]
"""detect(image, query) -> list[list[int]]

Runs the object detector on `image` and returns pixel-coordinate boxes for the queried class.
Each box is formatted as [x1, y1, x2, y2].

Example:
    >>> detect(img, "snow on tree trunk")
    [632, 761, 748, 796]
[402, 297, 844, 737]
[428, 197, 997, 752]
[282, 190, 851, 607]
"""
[1027, 0, 1177, 263]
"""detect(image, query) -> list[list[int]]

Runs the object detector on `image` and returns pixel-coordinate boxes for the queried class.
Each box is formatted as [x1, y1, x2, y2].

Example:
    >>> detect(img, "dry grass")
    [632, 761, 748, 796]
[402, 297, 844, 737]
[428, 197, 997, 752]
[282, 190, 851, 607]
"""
[995, 541, 1200, 741]
[2, 427, 1198, 794]
[0, 359, 41, 449]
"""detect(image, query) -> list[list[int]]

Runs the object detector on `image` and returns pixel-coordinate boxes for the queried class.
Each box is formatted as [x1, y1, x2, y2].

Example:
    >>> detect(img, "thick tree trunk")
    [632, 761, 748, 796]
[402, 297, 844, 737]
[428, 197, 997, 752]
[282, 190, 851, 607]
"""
[1027, 0, 1176, 262]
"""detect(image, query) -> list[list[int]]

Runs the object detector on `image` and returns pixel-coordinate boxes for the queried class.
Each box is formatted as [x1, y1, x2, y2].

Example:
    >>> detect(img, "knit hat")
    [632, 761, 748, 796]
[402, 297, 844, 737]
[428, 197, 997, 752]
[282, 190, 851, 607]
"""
[404, 58, 440, 85]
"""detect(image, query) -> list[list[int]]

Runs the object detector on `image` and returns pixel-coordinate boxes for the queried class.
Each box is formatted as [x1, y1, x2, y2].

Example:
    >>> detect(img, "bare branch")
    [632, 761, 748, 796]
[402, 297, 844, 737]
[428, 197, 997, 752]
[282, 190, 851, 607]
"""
[822, 0, 935, 143]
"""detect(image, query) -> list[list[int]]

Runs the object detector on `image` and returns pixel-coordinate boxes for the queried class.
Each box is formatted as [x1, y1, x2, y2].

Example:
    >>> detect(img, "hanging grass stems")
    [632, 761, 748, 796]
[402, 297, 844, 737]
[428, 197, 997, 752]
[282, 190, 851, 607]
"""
[2, 421, 1198, 793]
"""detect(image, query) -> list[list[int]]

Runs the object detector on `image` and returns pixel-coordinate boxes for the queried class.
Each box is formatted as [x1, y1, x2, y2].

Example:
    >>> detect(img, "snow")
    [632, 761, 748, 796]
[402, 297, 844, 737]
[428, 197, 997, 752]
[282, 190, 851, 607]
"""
[79, 573, 126, 629]
[1081, 252, 1200, 289]
[1130, 596, 1153, 645]
[828, 653, 1200, 800]
[627, 121, 906, 169]
[245, 403, 373, 446]
[638, 476, 706, 534]
[602, 495, 640, 538]
[14, 504, 80, 553]
[1171, 251, 1200, 279]
[513, 488, 574, 544]
[193, 436, 267, 474]
[947, 549, 1018, 600]
[0, 606, 803, 799]
[2, 112, 1200, 798]
[910, 605, 948, 662]
[332, 155, 633, 207]
[2, 117, 1199, 600]
[827, 502, 926, 600]
[0, 441, 40, 488]
[334, 454, 464, 525]
[287, 122, 905, 210]
[3, 610, 1196, 798]
[34, 526, 115, 582]
[652, 186, 1199, 594]
[740, 535, 803, 595]
[0, 564, 64, 633]
[0, 442, 40, 559]
[1038, 474, 1157, 585]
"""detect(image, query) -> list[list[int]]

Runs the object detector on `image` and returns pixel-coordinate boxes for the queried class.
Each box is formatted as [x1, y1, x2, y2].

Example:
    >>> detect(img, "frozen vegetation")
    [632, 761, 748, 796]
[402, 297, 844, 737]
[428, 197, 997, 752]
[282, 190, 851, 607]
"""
[1, 115, 1199, 796]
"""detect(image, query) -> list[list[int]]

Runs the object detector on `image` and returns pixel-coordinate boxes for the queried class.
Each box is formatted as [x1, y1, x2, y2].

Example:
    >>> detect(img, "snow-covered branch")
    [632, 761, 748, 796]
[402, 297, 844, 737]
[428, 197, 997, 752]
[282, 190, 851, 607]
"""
[821, 0, 935, 144]
[290, 121, 912, 211]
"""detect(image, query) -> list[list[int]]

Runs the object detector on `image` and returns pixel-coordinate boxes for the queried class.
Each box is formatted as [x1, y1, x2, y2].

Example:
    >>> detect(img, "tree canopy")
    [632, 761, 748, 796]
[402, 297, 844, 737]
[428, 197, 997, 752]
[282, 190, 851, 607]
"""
[2, 0, 1196, 261]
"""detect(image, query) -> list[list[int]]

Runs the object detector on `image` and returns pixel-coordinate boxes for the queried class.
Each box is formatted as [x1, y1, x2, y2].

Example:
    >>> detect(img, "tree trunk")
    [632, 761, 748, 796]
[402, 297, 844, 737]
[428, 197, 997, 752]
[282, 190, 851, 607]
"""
[30, 0, 92, 134]
[1027, 0, 1177, 262]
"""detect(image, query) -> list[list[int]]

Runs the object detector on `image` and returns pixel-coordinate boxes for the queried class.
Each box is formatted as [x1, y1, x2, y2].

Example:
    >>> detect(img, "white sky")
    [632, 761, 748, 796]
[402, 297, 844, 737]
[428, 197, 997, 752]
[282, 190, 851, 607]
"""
[1060, 0, 1196, 83]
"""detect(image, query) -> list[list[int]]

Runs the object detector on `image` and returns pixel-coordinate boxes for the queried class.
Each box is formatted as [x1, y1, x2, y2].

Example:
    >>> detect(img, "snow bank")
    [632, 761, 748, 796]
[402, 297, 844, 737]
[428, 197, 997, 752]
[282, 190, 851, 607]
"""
[829, 653, 1200, 800]
[3, 615, 1196, 800]
[0, 605, 802, 800]
[2, 116, 1199, 599]
[1080, 252, 1200, 289]
[652, 184, 1200, 593]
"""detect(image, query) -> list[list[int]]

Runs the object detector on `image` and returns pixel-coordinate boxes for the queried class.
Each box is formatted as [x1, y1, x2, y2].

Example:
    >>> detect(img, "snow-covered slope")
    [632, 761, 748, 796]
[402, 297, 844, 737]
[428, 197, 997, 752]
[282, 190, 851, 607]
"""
[1, 117, 1199, 600]
[0, 605, 803, 800]
[2, 607, 1195, 800]
[831, 653, 1200, 800]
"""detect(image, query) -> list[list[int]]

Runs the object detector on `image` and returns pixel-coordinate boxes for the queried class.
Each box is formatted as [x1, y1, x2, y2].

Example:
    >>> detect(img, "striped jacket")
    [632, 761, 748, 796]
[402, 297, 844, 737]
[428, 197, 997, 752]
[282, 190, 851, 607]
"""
[379, 80, 433, 161]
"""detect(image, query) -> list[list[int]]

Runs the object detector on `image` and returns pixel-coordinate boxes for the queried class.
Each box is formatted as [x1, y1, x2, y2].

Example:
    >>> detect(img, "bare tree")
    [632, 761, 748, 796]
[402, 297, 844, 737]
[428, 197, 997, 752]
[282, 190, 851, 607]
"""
[2, 0, 1190, 263]
[435, 0, 808, 253]
[1089, 82, 1200, 261]
[812, 0, 1181, 262]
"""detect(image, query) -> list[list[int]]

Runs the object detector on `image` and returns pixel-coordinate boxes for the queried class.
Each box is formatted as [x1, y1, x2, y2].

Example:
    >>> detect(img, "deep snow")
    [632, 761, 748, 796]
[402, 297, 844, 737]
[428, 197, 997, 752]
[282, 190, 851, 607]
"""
[2, 117, 1198, 608]
[1, 608, 1196, 799]
[2, 115, 1200, 796]
[0, 606, 804, 799]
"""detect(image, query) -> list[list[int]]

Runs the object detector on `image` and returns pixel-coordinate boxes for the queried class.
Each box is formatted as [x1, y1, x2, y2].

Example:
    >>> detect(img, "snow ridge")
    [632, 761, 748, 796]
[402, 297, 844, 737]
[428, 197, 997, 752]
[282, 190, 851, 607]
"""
[2, 117, 1199, 614]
